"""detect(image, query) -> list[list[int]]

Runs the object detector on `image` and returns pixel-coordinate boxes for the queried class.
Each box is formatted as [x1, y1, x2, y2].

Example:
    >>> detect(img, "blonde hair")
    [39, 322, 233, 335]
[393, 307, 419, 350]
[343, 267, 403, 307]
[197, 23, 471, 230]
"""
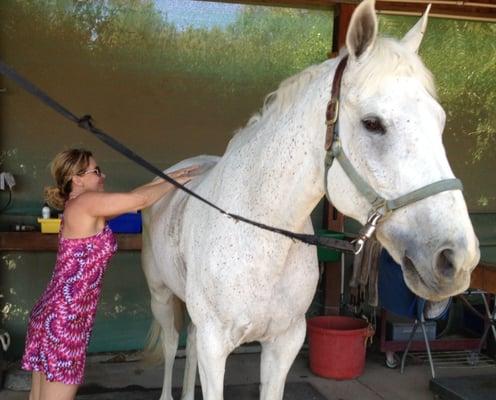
[44, 148, 93, 210]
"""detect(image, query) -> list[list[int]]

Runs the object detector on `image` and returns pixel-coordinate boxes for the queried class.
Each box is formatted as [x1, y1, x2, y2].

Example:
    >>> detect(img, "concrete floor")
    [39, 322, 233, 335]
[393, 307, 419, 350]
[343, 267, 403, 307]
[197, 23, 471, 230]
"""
[2, 347, 495, 400]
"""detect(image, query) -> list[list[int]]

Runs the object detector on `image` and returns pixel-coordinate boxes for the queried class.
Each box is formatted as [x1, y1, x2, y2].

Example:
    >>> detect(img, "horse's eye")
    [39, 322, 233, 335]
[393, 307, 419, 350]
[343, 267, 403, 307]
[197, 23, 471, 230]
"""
[361, 117, 386, 135]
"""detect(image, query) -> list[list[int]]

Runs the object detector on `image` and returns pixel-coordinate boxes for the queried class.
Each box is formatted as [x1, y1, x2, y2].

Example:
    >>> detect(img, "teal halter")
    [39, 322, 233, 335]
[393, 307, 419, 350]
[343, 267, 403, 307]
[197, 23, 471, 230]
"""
[325, 140, 463, 214]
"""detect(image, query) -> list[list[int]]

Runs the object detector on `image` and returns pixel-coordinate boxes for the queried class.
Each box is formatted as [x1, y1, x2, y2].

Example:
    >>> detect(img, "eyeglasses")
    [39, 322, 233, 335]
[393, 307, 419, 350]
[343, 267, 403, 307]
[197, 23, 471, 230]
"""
[78, 166, 103, 177]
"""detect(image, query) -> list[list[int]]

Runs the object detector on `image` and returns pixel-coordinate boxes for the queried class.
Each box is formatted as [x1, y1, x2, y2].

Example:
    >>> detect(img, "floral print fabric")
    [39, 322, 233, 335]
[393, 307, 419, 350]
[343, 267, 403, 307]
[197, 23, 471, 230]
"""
[21, 225, 117, 384]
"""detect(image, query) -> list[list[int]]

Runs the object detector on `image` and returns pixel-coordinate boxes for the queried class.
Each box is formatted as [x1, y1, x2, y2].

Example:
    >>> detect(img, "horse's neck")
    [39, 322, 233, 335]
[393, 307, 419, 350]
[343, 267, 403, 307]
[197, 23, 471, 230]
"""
[217, 61, 336, 230]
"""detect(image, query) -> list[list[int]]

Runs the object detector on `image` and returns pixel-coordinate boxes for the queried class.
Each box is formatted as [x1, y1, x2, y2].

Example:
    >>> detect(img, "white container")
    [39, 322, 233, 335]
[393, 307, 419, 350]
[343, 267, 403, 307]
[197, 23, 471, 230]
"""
[41, 204, 51, 219]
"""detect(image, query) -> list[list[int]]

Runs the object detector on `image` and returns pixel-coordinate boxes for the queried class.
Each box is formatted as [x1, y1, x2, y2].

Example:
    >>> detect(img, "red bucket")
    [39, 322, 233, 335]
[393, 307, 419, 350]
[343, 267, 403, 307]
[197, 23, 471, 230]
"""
[307, 316, 374, 380]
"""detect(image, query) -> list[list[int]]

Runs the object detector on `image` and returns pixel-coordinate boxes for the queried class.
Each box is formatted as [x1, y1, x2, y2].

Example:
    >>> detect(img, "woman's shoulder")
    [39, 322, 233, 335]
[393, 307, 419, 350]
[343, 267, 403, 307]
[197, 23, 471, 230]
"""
[63, 194, 98, 220]
[65, 191, 109, 209]
[71, 190, 106, 201]
[60, 208, 105, 239]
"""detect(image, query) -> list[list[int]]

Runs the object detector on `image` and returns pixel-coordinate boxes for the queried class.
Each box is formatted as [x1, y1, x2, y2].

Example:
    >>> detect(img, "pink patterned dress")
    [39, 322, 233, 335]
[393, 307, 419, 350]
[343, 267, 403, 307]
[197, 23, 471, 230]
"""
[21, 224, 117, 384]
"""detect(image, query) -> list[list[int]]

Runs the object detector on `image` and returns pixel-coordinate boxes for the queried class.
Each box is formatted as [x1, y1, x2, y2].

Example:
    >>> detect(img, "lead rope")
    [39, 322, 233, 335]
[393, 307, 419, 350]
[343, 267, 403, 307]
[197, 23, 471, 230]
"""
[0, 59, 355, 254]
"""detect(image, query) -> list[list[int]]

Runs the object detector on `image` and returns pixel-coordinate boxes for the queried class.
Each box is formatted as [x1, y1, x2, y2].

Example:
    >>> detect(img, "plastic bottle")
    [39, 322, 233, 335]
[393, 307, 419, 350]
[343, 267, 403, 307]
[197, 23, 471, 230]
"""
[41, 204, 51, 219]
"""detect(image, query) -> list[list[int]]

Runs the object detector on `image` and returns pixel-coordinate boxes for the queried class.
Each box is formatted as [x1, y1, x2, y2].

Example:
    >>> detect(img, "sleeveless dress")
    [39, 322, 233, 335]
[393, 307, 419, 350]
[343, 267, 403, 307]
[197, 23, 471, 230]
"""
[21, 223, 117, 384]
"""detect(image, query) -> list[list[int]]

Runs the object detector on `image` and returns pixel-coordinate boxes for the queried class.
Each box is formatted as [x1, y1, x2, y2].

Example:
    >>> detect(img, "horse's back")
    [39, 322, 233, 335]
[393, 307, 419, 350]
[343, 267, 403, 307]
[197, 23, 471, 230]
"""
[141, 155, 220, 300]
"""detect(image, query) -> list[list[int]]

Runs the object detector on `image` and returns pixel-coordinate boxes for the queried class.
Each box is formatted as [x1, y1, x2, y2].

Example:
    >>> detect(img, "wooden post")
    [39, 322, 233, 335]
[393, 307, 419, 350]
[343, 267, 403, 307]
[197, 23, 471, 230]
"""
[323, 2, 356, 316]
[332, 3, 356, 55]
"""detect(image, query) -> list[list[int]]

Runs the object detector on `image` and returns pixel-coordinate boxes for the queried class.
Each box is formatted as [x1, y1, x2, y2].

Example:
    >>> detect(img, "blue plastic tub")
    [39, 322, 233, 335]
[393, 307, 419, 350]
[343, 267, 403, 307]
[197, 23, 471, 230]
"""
[108, 212, 142, 233]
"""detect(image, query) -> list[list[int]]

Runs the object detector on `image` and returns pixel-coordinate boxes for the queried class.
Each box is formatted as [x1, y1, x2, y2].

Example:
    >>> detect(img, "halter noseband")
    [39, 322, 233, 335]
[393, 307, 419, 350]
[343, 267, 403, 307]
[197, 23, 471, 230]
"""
[324, 56, 463, 254]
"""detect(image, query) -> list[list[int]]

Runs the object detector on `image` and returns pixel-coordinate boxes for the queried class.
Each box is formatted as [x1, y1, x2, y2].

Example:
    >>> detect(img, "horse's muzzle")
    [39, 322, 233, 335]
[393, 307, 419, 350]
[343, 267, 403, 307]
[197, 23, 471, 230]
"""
[401, 243, 479, 301]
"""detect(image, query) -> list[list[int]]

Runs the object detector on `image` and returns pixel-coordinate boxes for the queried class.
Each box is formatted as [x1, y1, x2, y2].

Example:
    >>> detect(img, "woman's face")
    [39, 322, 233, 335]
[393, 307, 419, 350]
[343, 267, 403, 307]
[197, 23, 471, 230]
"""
[78, 156, 106, 192]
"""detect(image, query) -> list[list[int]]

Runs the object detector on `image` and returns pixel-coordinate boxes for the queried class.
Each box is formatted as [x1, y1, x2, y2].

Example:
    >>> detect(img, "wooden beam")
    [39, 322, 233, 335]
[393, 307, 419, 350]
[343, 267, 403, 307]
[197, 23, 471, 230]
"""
[322, 201, 345, 315]
[376, 1, 496, 22]
[196, 0, 345, 10]
[195, 0, 496, 22]
[471, 262, 496, 294]
[332, 2, 355, 53]
[322, 1, 356, 316]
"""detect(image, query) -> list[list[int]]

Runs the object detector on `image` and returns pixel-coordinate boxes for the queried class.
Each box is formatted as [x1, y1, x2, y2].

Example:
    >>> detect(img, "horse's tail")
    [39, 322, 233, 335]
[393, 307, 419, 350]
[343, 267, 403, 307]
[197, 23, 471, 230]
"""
[141, 295, 186, 365]
[142, 319, 163, 365]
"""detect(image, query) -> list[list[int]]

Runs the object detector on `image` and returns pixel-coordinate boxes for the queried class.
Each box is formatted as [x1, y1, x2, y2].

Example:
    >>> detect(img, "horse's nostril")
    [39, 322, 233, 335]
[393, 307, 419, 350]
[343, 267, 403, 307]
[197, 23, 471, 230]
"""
[436, 249, 456, 278]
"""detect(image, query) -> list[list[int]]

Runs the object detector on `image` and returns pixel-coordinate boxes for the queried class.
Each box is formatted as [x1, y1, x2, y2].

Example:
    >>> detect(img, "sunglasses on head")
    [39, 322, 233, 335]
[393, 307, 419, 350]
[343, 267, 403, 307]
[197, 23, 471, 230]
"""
[78, 166, 103, 177]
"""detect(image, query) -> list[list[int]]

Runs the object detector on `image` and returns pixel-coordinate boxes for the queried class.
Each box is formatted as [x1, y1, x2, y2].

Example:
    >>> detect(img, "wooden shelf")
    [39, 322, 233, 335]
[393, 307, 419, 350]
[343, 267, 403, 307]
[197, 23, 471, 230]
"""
[0, 232, 142, 251]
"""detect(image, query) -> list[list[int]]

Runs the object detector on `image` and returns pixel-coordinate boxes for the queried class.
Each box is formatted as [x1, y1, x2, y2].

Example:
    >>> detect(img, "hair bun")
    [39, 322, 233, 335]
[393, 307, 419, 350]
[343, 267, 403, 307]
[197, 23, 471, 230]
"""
[44, 186, 65, 210]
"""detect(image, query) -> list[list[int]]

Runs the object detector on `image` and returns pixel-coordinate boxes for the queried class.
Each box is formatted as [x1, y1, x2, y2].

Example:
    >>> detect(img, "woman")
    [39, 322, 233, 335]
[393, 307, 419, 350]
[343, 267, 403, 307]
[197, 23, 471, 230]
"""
[21, 148, 197, 400]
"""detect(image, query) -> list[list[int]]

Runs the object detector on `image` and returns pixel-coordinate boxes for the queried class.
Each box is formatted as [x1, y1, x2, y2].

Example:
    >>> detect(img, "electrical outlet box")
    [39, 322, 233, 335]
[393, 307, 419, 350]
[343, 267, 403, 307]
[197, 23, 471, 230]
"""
[0, 172, 15, 190]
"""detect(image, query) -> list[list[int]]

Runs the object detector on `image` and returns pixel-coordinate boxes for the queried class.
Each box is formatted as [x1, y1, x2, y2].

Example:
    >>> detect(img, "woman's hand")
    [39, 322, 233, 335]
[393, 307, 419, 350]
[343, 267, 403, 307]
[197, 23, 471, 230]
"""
[166, 165, 201, 185]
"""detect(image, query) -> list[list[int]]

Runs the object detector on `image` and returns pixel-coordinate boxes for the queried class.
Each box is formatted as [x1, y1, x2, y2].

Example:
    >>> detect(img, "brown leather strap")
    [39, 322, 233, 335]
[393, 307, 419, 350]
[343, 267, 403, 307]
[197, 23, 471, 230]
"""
[325, 56, 348, 151]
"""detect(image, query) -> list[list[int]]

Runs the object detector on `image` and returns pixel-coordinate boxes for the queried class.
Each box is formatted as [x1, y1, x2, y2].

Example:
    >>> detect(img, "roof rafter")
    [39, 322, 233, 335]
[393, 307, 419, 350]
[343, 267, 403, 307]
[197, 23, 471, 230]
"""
[195, 1, 496, 22]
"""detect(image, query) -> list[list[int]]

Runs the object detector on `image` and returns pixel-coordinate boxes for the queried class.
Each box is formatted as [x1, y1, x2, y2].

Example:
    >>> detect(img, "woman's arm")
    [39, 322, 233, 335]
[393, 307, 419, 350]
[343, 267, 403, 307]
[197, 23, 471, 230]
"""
[73, 165, 199, 218]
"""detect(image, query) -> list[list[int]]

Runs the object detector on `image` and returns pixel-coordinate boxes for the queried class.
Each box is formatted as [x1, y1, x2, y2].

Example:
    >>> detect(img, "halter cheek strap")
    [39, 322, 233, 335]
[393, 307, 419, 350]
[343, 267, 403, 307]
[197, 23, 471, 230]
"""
[328, 140, 464, 213]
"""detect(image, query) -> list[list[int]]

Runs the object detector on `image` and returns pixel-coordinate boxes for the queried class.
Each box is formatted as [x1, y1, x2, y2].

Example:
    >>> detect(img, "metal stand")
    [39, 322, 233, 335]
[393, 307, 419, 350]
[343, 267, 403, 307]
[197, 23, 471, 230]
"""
[400, 316, 436, 378]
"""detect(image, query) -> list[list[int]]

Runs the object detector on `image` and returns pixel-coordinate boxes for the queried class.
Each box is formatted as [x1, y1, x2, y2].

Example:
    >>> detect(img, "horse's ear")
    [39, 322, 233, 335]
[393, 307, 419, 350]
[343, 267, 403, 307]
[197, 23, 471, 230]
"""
[346, 0, 378, 60]
[401, 4, 431, 53]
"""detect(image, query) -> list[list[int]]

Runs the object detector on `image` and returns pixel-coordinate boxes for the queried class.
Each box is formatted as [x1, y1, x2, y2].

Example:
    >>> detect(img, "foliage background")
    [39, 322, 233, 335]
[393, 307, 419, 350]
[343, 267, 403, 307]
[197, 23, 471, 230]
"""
[379, 16, 495, 209]
[1, 0, 494, 213]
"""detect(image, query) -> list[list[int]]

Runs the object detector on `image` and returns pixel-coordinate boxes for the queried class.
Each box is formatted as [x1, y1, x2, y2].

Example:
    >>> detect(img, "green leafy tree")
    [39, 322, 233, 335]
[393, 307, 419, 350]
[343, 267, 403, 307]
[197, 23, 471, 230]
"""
[2, 1, 494, 209]
[380, 16, 496, 163]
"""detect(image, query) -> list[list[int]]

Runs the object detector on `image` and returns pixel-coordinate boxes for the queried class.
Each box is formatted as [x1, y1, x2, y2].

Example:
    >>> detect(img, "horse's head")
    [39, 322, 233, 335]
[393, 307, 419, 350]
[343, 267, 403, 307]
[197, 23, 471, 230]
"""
[326, 0, 480, 301]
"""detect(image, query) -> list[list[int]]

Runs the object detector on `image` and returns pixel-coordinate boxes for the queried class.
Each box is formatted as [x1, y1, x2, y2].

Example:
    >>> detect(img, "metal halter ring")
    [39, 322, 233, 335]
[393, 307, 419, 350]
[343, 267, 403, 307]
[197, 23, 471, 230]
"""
[352, 212, 382, 255]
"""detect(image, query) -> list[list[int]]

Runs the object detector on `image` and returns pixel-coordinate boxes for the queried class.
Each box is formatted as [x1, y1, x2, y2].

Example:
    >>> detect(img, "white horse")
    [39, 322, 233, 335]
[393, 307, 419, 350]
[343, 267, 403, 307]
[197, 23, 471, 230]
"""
[141, 1, 480, 399]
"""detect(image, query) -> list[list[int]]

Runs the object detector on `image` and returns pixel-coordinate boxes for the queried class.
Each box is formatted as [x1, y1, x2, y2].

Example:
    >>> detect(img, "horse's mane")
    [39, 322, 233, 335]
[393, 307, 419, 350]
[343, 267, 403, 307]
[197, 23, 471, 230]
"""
[229, 36, 436, 145]
[246, 61, 331, 128]
[228, 61, 331, 146]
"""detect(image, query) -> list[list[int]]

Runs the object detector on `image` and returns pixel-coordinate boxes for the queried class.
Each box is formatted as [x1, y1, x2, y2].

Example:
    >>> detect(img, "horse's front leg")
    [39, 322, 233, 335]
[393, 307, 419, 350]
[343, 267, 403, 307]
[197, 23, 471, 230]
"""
[259, 317, 306, 400]
[196, 323, 231, 400]
[180, 322, 198, 400]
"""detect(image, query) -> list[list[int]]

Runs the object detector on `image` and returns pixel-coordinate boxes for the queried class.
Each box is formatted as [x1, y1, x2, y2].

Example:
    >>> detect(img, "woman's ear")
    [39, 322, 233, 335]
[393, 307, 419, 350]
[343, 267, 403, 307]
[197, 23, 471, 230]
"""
[71, 175, 83, 188]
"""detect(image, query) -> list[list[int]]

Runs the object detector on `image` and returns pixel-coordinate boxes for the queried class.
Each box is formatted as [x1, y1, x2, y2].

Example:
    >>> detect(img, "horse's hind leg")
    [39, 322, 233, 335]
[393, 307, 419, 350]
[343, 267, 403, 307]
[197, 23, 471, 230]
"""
[259, 318, 306, 400]
[150, 291, 183, 400]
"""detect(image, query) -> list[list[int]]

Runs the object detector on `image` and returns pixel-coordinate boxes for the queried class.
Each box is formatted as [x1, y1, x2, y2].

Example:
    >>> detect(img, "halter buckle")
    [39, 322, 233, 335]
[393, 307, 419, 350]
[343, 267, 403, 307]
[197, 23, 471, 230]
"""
[325, 99, 339, 126]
